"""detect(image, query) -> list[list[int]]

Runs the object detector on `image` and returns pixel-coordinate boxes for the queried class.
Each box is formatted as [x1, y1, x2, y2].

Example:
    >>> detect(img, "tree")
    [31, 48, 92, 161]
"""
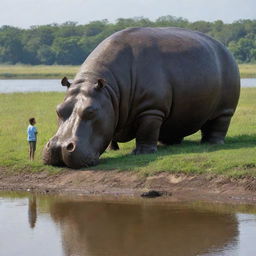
[189, 21, 212, 33]
[37, 45, 55, 65]
[155, 15, 188, 27]
[0, 26, 24, 64]
[229, 35, 256, 62]
[52, 37, 84, 64]
[0, 18, 255, 65]
[83, 20, 108, 37]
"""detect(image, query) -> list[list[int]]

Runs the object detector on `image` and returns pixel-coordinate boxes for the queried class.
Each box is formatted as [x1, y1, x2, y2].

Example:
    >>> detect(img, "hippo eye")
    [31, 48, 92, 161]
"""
[56, 110, 62, 120]
[56, 107, 63, 120]
[56, 104, 73, 120]
[80, 106, 98, 120]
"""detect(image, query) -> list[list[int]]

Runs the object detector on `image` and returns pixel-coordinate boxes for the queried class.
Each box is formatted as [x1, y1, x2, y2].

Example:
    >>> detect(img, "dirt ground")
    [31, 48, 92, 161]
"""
[1, 167, 256, 204]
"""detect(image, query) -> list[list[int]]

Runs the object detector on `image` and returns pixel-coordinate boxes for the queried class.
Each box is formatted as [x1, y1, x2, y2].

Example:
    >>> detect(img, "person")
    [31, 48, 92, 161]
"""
[27, 117, 38, 161]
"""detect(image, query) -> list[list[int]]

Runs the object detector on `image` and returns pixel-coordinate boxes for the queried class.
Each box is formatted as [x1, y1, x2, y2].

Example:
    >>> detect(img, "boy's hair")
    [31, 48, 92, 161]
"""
[29, 117, 35, 125]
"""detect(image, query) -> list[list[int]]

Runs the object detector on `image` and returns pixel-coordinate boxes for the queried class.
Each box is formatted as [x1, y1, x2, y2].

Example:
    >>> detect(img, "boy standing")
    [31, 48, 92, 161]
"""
[27, 117, 38, 161]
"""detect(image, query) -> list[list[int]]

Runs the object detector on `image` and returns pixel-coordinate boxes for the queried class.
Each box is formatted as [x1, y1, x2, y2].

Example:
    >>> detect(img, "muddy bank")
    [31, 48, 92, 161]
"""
[0, 167, 256, 204]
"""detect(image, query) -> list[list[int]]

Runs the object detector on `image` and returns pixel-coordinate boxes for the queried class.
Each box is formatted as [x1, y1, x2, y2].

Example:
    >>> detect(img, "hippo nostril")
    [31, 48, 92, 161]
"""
[66, 142, 75, 152]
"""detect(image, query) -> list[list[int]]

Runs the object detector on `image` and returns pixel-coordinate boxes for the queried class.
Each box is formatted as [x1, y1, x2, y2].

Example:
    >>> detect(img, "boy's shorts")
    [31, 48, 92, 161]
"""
[29, 141, 36, 151]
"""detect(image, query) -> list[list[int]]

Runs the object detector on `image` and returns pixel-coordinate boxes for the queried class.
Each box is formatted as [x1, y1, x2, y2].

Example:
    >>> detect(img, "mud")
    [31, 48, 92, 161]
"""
[0, 167, 256, 204]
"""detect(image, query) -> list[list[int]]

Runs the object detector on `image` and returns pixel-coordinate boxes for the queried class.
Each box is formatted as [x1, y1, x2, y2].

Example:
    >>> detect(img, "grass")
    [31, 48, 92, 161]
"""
[239, 64, 256, 78]
[0, 65, 80, 79]
[0, 88, 256, 177]
[0, 64, 255, 79]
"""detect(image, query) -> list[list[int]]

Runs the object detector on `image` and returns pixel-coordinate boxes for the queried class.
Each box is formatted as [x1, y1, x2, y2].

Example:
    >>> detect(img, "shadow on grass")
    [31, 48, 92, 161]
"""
[91, 134, 256, 171]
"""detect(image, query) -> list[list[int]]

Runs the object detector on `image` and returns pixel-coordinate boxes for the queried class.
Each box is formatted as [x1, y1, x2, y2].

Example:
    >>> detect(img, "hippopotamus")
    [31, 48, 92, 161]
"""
[43, 27, 240, 169]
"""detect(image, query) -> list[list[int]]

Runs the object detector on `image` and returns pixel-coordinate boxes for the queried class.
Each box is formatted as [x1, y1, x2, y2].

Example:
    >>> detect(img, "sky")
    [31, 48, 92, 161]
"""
[1, 0, 255, 28]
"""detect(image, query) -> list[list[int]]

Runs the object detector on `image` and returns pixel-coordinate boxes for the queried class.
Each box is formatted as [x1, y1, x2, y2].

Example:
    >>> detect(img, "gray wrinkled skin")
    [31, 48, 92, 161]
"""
[43, 27, 240, 169]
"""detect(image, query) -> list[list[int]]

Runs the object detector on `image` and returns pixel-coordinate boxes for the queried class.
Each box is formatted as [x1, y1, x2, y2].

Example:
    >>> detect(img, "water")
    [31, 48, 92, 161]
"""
[1, 192, 256, 256]
[241, 78, 256, 88]
[0, 78, 255, 93]
[0, 79, 66, 93]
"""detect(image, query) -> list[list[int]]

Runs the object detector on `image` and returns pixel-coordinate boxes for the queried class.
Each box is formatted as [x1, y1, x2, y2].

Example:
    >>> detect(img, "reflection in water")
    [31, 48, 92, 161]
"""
[50, 201, 238, 256]
[0, 193, 63, 256]
[1, 193, 256, 256]
[28, 195, 37, 228]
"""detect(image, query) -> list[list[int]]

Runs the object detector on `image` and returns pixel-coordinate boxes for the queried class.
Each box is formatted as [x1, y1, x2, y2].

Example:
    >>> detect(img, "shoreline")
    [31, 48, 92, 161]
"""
[1, 168, 256, 204]
[0, 74, 254, 79]
[0, 64, 255, 79]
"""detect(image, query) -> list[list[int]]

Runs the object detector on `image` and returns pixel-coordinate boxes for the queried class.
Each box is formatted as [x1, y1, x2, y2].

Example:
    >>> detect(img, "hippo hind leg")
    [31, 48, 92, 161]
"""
[107, 140, 119, 151]
[201, 114, 233, 144]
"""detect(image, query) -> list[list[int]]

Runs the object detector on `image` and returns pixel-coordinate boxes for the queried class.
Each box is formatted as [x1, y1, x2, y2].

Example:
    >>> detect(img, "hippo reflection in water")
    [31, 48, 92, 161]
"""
[43, 27, 240, 169]
[50, 201, 238, 256]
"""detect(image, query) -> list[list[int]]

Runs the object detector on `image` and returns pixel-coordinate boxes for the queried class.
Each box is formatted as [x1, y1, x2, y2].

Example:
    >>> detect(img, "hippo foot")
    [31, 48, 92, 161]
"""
[132, 144, 157, 155]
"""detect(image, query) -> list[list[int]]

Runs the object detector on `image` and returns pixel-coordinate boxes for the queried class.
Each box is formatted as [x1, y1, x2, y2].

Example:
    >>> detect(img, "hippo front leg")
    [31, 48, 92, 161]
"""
[133, 115, 162, 155]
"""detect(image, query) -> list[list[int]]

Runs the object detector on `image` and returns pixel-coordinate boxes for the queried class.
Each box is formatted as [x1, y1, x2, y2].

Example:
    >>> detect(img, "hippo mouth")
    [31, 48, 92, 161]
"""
[43, 139, 100, 169]
[43, 141, 66, 167]
[62, 154, 99, 169]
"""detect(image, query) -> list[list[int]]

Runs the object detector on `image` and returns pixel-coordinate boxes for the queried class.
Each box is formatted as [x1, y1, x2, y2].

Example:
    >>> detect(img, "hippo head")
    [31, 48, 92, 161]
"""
[43, 77, 116, 169]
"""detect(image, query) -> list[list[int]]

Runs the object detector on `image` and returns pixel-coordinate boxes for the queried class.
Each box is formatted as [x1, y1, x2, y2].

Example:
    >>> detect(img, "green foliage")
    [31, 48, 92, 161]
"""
[0, 88, 256, 177]
[36, 45, 55, 65]
[52, 37, 84, 64]
[0, 17, 255, 65]
[0, 26, 24, 64]
[229, 34, 256, 63]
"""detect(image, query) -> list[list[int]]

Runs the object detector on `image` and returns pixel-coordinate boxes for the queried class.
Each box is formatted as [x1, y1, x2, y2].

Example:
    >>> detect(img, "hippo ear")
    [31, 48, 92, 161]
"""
[95, 78, 107, 90]
[61, 77, 71, 88]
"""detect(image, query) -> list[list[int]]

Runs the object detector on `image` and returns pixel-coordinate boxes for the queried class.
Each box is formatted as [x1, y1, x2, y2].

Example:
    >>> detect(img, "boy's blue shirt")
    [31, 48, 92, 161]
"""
[27, 125, 37, 141]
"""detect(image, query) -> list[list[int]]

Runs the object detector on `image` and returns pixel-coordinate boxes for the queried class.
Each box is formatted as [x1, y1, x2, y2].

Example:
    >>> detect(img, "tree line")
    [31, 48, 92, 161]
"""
[0, 16, 255, 65]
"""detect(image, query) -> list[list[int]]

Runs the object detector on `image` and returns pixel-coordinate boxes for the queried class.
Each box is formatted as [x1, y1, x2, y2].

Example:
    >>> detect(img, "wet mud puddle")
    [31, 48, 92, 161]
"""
[1, 192, 256, 256]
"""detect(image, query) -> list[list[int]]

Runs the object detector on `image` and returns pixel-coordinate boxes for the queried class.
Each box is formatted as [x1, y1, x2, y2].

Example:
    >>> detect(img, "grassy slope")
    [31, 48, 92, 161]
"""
[0, 88, 256, 177]
[0, 64, 255, 78]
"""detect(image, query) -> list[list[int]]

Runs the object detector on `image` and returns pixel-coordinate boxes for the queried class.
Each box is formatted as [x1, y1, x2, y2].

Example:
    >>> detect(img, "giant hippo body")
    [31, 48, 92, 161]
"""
[43, 27, 240, 169]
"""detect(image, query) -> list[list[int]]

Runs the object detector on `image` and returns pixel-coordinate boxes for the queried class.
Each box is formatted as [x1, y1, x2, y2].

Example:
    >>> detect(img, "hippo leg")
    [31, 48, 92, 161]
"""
[107, 140, 120, 151]
[200, 115, 232, 144]
[133, 116, 162, 154]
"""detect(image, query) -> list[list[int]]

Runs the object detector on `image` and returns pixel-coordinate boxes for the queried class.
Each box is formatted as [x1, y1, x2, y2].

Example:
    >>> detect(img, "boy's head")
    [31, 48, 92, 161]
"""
[29, 117, 36, 125]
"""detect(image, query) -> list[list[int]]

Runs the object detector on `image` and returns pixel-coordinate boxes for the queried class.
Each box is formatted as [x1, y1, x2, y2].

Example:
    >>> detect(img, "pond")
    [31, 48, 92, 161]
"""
[0, 78, 255, 93]
[1, 192, 256, 256]
[0, 79, 65, 93]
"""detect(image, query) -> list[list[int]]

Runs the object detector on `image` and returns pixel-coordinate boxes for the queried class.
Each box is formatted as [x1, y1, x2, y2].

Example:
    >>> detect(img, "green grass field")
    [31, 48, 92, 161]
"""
[0, 65, 80, 79]
[0, 88, 256, 177]
[239, 64, 256, 78]
[0, 64, 255, 79]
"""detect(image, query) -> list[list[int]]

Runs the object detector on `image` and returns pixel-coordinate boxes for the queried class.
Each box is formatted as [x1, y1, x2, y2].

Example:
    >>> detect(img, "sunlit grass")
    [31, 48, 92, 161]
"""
[0, 65, 80, 79]
[239, 64, 256, 78]
[0, 64, 255, 79]
[0, 88, 256, 177]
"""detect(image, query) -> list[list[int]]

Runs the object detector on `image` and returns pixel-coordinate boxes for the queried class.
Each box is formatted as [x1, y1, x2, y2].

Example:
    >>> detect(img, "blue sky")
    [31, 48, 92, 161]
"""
[1, 0, 255, 28]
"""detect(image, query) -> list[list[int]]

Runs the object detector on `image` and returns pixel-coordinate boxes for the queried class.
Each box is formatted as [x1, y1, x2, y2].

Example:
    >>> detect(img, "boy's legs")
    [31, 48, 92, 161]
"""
[29, 142, 32, 160]
[32, 141, 36, 160]
[29, 141, 36, 160]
